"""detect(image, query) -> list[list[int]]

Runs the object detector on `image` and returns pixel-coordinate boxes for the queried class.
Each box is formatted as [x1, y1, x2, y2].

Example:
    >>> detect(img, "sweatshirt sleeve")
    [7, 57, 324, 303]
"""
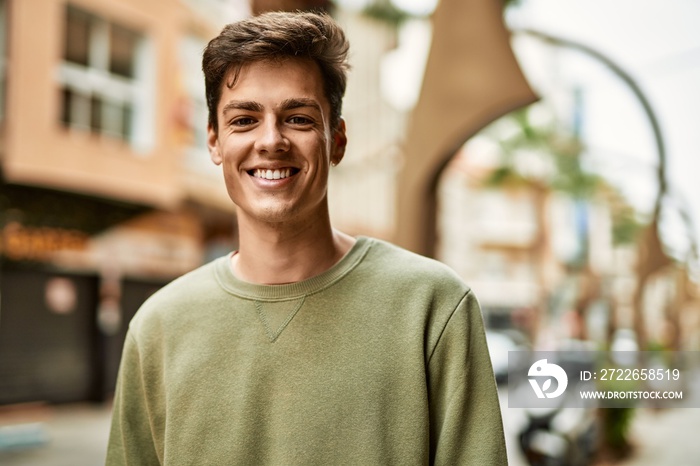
[106, 331, 162, 466]
[427, 290, 508, 465]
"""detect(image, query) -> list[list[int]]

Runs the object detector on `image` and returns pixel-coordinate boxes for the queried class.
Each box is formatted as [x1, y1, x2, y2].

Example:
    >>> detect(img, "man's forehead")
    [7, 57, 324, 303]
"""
[220, 58, 330, 111]
[220, 97, 323, 115]
[224, 57, 322, 88]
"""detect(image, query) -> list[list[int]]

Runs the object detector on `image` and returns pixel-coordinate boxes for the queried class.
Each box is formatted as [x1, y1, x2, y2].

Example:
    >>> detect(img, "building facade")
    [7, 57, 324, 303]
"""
[0, 0, 243, 405]
[0, 0, 411, 405]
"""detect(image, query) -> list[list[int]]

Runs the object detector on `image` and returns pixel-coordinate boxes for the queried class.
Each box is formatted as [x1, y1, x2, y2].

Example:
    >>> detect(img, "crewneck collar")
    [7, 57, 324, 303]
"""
[214, 236, 372, 300]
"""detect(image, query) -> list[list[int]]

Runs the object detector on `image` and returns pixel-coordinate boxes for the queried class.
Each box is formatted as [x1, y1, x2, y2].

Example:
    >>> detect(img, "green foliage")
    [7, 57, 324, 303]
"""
[483, 166, 529, 188]
[600, 407, 635, 458]
[362, 0, 411, 27]
[502, 0, 523, 8]
[361, 0, 519, 26]
[482, 104, 645, 252]
[595, 357, 636, 458]
[488, 106, 603, 200]
[611, 202, 642, 245]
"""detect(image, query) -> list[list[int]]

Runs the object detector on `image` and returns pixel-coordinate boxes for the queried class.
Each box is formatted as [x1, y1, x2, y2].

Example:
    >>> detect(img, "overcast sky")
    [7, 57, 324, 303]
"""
[507, 0, 700, 265]
[339, 0, 700, 267]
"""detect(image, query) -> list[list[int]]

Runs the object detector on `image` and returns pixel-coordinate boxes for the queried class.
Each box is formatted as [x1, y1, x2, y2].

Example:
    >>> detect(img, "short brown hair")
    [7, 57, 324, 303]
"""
[202, 11, 350, 132]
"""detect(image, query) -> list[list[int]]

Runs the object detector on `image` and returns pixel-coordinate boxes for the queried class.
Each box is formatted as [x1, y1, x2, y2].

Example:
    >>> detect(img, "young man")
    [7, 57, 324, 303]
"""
[107, 11, 507, 466]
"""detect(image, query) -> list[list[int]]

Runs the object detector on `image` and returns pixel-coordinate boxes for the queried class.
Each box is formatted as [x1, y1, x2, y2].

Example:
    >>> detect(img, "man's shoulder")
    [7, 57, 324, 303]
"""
[128, 257, 225, 331]
[152, 257, 223, 301]
[362, 237, 470, 293]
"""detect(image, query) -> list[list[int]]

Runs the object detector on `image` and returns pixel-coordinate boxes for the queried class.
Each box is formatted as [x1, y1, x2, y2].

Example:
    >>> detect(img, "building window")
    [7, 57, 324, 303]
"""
[179, 35, 211, 171]
[59, 6, 153, 149]
[0, 0, 7, 120]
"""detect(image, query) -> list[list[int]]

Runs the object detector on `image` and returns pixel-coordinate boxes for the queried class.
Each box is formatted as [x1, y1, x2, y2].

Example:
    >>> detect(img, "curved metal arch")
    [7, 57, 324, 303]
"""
[512, 28, 668, 220]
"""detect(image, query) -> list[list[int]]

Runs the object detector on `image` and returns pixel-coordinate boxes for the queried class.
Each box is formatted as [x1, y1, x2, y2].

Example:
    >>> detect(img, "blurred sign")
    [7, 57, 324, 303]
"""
[0, 222, 88, 261]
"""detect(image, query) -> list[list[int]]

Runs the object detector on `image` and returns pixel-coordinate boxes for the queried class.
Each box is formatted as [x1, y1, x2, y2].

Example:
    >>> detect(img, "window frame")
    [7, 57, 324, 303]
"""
[179, 34, 213, 172]
[58, 5, 154, 152]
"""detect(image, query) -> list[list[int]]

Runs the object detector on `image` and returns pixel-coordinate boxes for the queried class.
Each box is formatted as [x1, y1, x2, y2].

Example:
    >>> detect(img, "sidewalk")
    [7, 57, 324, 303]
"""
[499, 389, 700, 466]
[0, 403, 111, 466]
[616, 407, 700, 466]
[0, 399, 697, 465]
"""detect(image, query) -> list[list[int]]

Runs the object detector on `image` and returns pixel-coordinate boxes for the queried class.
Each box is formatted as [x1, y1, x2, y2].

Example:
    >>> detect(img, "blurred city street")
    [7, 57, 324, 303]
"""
[0, 403, 112, 466]
[0, 393, 698, 465]
[500, 390, 700, 466]
[1, 0, 700, 465]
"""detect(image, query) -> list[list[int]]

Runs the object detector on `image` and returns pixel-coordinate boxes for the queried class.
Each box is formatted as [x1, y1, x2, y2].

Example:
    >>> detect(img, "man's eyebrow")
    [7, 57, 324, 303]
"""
[279, 98, 322, 112]
[221, 100, 263, 113]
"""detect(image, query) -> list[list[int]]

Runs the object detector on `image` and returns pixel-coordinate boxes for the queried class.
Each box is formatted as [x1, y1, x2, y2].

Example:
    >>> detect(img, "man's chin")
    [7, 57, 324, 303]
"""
[237, 205, 299, 225]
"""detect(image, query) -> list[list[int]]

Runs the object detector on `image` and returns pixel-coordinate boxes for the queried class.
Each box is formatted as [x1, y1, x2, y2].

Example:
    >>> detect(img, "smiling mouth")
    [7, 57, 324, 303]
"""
[249, 168, 299, 180]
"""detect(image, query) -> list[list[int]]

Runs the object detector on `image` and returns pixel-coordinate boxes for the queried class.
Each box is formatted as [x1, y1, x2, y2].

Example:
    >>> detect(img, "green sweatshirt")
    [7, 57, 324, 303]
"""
[107, 237, 507, 465]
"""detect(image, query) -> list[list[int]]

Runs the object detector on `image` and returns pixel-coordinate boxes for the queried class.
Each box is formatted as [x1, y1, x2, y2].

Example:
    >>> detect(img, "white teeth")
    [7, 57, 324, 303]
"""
[254, 168, 292, 180]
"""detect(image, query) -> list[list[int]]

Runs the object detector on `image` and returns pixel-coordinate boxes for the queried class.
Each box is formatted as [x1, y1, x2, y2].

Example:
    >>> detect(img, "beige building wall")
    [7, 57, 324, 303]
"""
[437, 142, 620, 342]
[437, 151, 544, 311]
[327, 11, 405, 240]
[2, 0, 227, 208]
[0, 0, 239, 276]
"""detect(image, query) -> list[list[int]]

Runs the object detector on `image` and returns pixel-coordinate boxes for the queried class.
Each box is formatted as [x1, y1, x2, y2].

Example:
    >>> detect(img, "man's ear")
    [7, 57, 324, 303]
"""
[330, 118, 347, 166]
[207, 123, 222, 165]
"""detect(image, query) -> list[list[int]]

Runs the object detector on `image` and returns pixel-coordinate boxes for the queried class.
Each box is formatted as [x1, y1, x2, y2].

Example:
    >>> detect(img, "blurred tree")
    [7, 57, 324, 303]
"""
[361, 0, 519, 26]
[252, 0, 333, 15]
[483, 106, 608, 339]
[481, 106, 648, 461]
[511, 29, 684, 355]
[362, 0, 410, 27]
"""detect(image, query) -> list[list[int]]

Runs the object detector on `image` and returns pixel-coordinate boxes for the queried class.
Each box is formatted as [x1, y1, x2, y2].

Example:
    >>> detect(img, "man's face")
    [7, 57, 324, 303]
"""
[207, 58, 347, 227]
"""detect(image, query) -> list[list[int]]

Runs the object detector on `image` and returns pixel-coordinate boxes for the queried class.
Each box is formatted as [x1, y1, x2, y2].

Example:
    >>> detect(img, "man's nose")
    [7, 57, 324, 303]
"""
[255, 120, 290, 153]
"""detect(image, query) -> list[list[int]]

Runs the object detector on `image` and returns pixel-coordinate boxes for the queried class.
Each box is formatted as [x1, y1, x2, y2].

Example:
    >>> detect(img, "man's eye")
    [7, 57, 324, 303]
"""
[289, 116, 312, 125]
[232, 117, 255, 126]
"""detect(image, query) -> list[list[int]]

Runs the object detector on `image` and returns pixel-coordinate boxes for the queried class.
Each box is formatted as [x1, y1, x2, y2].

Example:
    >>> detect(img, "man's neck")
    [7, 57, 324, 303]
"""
[232, 215, 355, 285]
